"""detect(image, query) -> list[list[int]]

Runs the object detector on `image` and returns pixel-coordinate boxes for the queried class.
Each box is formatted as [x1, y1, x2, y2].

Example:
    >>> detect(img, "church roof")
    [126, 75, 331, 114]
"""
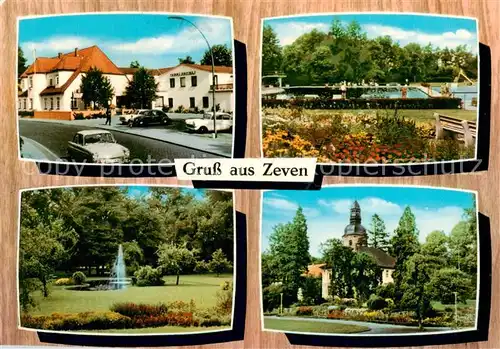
[343, 200, 367, 236]
[358, 246, 396, 269]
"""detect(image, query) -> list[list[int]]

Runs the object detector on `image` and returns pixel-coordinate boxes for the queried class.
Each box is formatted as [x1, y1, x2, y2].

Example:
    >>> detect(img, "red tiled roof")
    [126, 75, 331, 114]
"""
[181, 63, 232, 74]
[303, 263, 326, 277]
[118, 67, 174, 76]
[20, 45, 124, 78]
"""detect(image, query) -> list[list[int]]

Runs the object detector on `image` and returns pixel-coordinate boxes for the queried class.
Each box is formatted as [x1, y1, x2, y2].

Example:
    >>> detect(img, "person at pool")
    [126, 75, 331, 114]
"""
[340, 81, 347, 99]
[401, 85, 408, 99]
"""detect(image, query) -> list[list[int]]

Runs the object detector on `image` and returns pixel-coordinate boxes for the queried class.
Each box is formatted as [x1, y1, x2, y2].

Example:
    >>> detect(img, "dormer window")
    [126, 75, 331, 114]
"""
[55, 76, 59, 86]
[49, 78, 53, 87]
[29, 77, 33, 88]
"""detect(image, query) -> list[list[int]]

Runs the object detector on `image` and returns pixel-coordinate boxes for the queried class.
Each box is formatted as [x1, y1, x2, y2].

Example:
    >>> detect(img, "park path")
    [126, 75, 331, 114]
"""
[265, 316, 453, 334]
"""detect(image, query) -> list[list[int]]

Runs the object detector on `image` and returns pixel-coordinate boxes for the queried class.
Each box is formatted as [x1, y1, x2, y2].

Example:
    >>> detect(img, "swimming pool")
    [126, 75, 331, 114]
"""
[359, 87, 430, 99]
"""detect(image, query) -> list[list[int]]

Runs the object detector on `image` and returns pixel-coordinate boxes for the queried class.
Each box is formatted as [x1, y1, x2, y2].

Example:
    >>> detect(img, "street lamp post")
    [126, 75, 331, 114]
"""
[169, 16, 217, 138]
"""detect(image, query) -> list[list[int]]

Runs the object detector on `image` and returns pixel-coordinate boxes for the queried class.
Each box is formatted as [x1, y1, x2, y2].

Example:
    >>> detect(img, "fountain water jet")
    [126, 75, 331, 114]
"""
[109, 244, 131, 290]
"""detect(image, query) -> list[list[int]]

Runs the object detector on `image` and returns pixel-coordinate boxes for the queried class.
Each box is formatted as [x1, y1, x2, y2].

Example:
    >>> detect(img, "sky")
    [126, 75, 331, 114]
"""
[264, 13, 478, 53]
[261, 186, 476, 257]
[19, 13, 233, 68]
[123, 186, 206, 200]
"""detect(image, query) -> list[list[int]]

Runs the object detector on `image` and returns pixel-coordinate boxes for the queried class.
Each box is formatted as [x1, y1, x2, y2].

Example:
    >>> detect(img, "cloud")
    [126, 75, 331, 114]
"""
[319, 197, 402, 216]
[22, 36, 96, 59]
[362, 24, 478, 53]
[109, 18, 231, 55]
[264, 197, 298, 211]
[271, 21, 329, 46]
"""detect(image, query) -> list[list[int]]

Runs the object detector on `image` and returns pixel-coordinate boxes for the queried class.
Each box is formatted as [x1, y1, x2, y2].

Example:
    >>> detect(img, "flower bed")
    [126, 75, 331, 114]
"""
[262, 108, 473, 163]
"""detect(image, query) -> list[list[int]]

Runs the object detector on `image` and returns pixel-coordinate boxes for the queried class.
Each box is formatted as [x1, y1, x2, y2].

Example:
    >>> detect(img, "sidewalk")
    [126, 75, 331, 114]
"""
[21, 117, 233, 157]
[20, 136, 60, 161]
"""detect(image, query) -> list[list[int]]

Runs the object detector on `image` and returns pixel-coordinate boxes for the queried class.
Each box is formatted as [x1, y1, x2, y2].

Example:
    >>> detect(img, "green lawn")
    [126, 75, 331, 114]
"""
[264, 318, 370, 334]
[86, 326, 230, 334]
[431, 299, 476, 311]
[334, 109, 477, 123]
[29, 273, 232, 316]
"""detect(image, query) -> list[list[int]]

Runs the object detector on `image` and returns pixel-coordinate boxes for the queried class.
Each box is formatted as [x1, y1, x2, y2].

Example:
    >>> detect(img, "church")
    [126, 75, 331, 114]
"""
[306, 201, 396, 300]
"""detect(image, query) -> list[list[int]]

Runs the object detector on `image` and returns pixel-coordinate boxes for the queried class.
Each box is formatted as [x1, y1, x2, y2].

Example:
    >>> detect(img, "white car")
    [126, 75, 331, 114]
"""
[185, 112, 233, 133]
[67, 130, 130, 164]
[119, 109, 148, 125]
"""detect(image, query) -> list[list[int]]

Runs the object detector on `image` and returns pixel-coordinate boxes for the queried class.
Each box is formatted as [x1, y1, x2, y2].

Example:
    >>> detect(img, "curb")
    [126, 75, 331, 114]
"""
[20, 136, 61, 161]
[19, 118, 232, 158]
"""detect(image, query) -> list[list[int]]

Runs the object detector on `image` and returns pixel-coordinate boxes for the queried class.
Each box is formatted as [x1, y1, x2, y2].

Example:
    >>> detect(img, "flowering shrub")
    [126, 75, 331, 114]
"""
[110, 302, 169, 317]
[167, 300, 196, 313]
[295, 306, 313, 316]
[262, 108, 473, 163]
[21, 312, 132, 331]
[54, 278, 73, 286]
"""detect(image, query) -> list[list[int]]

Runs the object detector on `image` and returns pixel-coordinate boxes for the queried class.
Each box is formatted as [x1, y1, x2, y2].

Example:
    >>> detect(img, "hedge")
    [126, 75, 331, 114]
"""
[19, 111, 34, 117]
[262, 97, 462, 110]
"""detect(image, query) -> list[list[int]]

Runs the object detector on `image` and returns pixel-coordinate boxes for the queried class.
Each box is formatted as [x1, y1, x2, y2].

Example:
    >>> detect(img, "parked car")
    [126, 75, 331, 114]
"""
[128, 109, 171, 127]
[185, 112, 233, 133]
[119, 109, 148, 125]
[67, 130, 130, 164]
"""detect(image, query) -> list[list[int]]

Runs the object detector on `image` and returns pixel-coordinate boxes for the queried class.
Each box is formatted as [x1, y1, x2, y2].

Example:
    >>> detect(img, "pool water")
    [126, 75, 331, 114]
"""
[359, 87, 429, 99]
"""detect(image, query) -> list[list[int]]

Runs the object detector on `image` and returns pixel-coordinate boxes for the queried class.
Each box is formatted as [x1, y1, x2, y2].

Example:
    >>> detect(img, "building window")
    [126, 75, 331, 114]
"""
[44, 98, 48, 110]
[349, 240, 352, 246]
[56, 97, 60, 110]
[50, 97, 53, 110]
[29, 77, 33, 87]
[189, 97, 195, 108]
[23, 99, 26, 110]
[202, 96, 209, 108]
[30, 98, 33, 109]
[170, 78, 175, 88]
[180, 77, 186, 87]
[168, 98, 173, 108]
[49, 78, 53, 87]
[191, 76, 197, 87]
[55, 76, 59, 86]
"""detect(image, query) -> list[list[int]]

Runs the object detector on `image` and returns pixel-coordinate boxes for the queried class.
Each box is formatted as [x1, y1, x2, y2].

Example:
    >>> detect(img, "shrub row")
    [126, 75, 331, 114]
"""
[19, 111, 34, 117]
[262, 97, 462, 110]
[110, 302, 169, 317]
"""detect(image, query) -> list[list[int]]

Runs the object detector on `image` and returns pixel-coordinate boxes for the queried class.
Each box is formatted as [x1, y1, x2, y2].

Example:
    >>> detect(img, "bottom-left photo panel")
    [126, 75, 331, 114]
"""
[17, 185, 237, 339]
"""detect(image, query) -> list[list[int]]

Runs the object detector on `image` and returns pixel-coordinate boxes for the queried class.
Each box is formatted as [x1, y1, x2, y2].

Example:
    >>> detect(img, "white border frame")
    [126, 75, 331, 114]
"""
[15, 11, 237, 164]
[16, 184, 237, 337]
[259, 184, 480, 337]
[258, 12, 481, 166]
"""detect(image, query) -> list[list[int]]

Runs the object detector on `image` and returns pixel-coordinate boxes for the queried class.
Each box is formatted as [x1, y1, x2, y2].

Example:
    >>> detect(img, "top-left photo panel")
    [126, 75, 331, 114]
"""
[17, 12, 238, 174]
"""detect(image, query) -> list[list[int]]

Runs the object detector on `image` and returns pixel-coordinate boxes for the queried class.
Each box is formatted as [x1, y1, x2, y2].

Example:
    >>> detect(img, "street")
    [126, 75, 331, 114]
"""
[19, 119, 223, 163]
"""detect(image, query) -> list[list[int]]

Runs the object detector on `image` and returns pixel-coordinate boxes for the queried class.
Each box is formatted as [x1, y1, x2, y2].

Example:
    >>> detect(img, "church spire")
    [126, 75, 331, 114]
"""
[349, 200, 361, 225]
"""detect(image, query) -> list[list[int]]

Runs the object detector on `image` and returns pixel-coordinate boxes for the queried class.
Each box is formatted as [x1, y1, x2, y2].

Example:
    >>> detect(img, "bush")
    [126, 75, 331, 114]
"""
[73, 112, 85, 120]
[19, 110, 34, 117]
[134, 266, 164, 287]
[110, 302, 169, 317]
[367, 295, 388, 310]
[295, 306, 313, 316]
[194, 260, 209, 274]
[21, 312, 132, 331]
[54, 278, 73, 286]
[72, 271, 86, 285]
[215, 282, 233, 315]
[375, 283, 395, 299]
[262, 97, 462, 110]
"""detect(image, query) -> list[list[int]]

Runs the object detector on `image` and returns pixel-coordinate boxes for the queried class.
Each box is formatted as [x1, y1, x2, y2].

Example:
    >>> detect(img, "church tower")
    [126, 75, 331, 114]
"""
[342, 201, 367, 251]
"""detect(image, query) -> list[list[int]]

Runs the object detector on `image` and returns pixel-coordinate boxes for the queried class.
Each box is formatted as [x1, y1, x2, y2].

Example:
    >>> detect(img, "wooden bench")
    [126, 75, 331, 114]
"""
[434, 113, 476, 147]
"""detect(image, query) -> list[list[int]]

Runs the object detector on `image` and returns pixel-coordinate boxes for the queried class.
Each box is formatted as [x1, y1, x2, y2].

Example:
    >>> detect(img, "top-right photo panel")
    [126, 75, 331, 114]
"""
[261, 13, 480, 165]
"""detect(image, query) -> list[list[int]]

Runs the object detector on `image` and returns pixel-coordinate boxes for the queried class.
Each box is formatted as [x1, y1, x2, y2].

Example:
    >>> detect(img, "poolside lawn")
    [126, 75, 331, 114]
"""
[29, 273, 233, 316]
[332, 109, 477, 123]
[86, 325, 230, 334]
[431, 299, 476, 311]
[264, 318, 370, 334]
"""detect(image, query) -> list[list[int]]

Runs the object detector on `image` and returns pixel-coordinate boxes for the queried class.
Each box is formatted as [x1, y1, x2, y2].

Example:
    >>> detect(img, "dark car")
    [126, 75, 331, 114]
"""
[128, 109, 171, 127]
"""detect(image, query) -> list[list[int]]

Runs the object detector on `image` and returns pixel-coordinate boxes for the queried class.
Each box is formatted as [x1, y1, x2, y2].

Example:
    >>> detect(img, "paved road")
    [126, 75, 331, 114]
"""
[19, 119, 221, 163]
[265, 316, 453, 334]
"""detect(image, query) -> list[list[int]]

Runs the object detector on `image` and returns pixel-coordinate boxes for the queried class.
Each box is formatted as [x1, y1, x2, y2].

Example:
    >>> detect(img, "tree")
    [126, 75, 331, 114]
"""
[400, 253, 433, 329]
[267, 207, 310, 304]
[262, 24, 283, 75]
[421, 230, 449, 267]
[129, 60, 141, 68]
[18, 47, 27, 77]
[80, 67, 114, 109]
[320, 238, 355, 298]
[157, 243, 197, 285]
[368, 214, 389, 251]
[429, 268, 473, 304]
[449, 202, 478, 277]
[351, 252, 381, 302]
[390, 206, 420, 302]
[122, 240, 144, 275]
[125, 67, 159, 109]
[178, 56, 195, 64]
[200, 44, 232, 66]
[208, 248, 232, 276]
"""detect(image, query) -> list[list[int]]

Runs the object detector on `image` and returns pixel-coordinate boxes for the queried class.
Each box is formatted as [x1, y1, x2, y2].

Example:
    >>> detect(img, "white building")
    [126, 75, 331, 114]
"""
[18, 46, 234, 115]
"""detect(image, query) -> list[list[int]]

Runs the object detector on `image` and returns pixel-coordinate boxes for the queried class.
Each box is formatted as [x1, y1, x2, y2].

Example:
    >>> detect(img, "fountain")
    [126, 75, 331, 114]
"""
[108, 244, 131, 290]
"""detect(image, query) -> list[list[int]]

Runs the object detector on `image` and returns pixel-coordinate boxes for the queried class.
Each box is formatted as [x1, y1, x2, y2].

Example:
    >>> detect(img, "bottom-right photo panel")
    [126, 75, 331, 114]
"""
[260, 185, 485, 343]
